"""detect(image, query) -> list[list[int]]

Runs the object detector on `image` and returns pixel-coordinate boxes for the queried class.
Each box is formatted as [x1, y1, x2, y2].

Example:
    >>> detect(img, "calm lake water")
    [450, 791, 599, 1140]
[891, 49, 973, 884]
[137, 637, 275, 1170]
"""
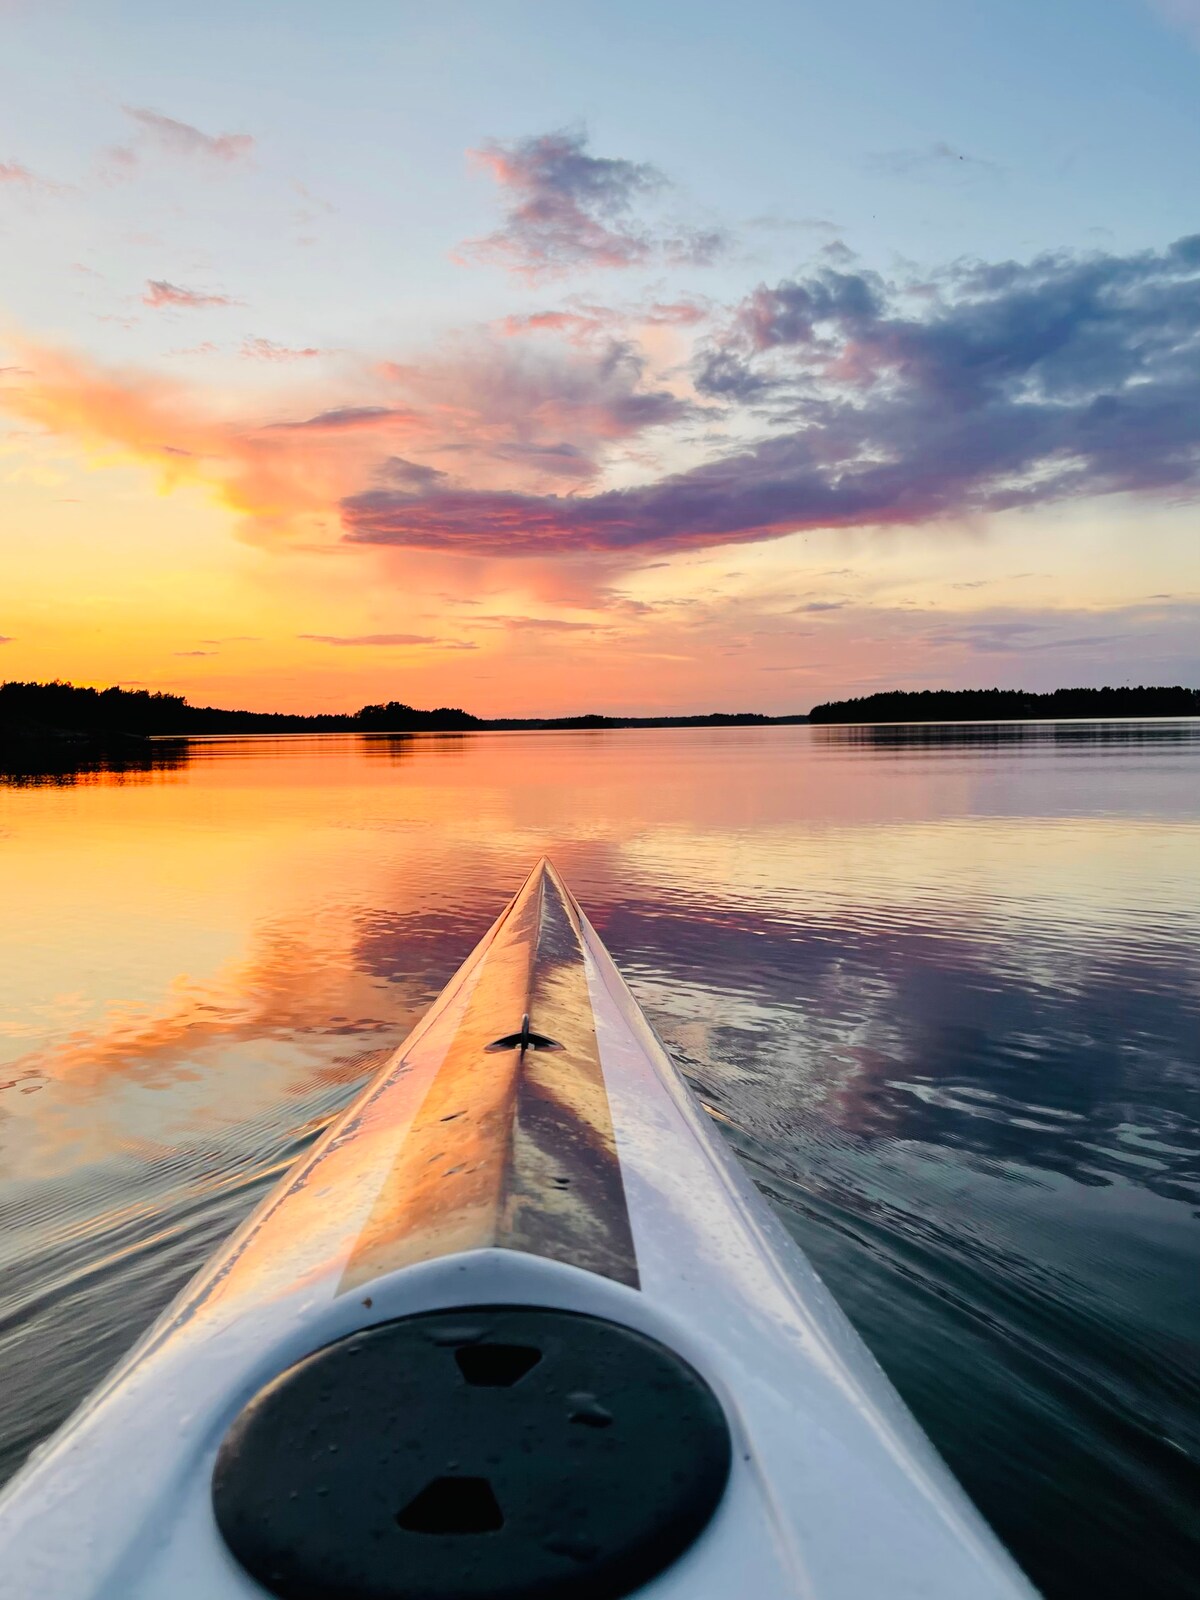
[1, 723, 1198, 1597]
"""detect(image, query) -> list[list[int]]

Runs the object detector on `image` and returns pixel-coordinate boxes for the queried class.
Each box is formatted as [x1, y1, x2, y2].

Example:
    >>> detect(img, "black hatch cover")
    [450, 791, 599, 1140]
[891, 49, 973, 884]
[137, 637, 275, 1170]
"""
[212, 1304, 731, 1600]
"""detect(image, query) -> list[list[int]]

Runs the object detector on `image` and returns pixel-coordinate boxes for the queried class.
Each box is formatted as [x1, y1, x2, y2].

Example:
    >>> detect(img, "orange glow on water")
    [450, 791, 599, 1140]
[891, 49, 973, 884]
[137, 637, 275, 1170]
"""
[4, 726, 1197, 1182]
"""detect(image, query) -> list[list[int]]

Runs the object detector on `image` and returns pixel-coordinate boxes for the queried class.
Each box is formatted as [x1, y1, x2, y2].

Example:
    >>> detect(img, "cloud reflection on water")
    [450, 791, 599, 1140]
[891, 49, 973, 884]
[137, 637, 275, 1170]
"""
[0, 725, 1197, 1596]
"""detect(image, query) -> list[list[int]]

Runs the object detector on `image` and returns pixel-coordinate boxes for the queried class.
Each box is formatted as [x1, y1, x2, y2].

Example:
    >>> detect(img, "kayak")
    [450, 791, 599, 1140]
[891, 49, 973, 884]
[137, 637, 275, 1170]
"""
[0, 859, 1038, 1600]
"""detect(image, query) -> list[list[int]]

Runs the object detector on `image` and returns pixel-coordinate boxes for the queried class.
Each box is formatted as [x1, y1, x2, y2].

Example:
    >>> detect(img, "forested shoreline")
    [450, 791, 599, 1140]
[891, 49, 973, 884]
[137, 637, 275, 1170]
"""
[4, 680, 1197, 750]
[808, 687, 1200, 723]
[0, 681, 806, 743]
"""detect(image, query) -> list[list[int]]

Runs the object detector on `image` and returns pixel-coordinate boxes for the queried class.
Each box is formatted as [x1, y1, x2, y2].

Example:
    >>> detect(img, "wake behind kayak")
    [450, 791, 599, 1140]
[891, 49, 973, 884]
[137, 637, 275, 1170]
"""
[0, 859, 1039, 1599]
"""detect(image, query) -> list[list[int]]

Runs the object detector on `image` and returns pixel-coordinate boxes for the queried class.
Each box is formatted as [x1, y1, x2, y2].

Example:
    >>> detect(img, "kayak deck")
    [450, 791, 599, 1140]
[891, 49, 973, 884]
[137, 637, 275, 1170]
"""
[338, 856, 639, 1290]
[0, 860, 1039, 1600]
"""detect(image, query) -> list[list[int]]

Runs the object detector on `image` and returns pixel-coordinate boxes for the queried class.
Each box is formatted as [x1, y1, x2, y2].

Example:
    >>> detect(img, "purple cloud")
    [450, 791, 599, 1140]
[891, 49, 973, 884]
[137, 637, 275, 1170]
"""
[340, 234, 1200, 557]
[463, 128, 727, 278]
[464, 129, 659, 277]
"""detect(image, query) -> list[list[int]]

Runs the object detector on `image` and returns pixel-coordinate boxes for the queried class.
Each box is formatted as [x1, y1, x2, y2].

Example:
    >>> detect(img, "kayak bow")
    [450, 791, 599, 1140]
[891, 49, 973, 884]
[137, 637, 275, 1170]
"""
[0, 859, 1038, 1600]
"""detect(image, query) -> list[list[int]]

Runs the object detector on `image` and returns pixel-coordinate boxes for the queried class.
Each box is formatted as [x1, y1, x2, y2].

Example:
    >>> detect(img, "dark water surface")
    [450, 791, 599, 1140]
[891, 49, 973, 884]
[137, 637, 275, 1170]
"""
[2, 724, 1198, 1597]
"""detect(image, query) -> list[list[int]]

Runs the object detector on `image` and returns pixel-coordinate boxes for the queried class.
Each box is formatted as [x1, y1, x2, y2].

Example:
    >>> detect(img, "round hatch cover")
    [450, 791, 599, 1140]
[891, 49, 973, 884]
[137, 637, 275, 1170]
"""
[212, 1304, 731, 1600]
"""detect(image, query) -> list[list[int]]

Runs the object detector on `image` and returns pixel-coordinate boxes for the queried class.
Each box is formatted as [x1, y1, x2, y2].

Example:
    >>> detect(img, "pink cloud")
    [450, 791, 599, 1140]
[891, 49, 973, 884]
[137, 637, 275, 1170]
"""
[119, 106, 254, 165]
[143, 281, 241, 310]
[496, 298, 710, 343]
[375, 335, 689, 487]
[644, 299, 711, 326]
[0, 321, 690, 556]
[240, 338, 322, 362]
[497, 310, 609, 341]
[0, 160, 67, 196]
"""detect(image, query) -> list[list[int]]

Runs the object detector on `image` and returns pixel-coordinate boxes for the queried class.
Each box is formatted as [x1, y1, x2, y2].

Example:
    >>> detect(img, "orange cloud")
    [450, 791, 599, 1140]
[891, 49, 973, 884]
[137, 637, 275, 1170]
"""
[0, 338, 374, 540]
[0, 328, 686, 561]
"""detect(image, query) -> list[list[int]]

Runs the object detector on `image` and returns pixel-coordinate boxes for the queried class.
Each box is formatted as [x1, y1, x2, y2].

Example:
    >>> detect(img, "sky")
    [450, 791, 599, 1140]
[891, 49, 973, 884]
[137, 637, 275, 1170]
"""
[1, 0, 1198, 715]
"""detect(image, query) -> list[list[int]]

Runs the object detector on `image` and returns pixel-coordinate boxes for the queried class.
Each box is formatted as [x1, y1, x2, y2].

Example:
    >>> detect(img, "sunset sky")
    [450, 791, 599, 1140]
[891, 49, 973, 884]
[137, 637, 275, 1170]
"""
[2, 0, 1198, 715]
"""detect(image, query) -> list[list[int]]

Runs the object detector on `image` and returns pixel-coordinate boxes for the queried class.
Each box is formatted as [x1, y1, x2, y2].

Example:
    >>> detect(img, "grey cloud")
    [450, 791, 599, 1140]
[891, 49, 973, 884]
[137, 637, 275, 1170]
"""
[664, 227, 732, 267]
[379, 457, 450, 491]
[921, 620, 1119, 654]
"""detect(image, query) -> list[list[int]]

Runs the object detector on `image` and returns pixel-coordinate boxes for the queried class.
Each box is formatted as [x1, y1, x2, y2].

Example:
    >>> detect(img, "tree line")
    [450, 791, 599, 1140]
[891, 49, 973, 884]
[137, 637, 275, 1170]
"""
[0, 681, 807, 738]
[808, 687, 1200, 723]
[0, 682, 481, 736]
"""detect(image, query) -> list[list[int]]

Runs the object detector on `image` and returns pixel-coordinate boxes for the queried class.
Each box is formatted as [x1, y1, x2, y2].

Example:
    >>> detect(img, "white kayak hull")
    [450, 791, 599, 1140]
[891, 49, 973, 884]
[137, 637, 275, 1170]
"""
[0, 860, 1038, 1599]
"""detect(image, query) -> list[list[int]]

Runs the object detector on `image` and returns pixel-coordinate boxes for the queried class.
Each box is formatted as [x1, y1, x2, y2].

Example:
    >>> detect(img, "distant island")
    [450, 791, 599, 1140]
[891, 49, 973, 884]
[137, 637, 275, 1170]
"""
[808, 686, 1200, 723]
[0, 680, 809, 750]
